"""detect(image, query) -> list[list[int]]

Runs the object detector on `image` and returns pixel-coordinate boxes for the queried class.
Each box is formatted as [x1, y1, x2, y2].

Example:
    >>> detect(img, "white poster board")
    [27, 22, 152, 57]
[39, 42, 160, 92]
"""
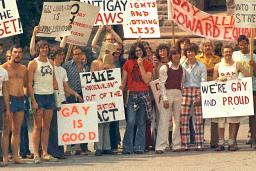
[37, 1, 72, 37]
[0, 0, 23, 38]
[149, 79, 162, 112]
[57, 102, 98, 145]
[122, 0, 160, 38]
[201, 77, 254, 118]
[80, 68, 125, 123]
[235, 0, 256, 28]
[81, 0, 128, 25]
[66, 2, 100, 46]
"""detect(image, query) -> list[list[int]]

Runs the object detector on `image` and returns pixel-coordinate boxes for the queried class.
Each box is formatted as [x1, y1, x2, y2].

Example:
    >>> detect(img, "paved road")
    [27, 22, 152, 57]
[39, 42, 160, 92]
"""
[2, 119, 256, 171]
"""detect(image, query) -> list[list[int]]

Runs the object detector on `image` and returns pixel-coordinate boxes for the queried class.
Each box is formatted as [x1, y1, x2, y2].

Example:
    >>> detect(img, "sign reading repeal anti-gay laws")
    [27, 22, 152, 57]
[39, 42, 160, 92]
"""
[234, 0, 256, 28]
[0, 0, 23, 38]
[200, 77, 254, 119]
[123, 0, 160, 38]
[81, 0, 128, 25]
[80, 68, 125, 123]
[57, 103, 98, 145]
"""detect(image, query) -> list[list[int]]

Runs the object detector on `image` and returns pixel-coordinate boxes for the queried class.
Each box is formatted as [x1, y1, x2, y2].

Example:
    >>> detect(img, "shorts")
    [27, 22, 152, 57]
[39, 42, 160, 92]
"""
[212, 116, 241, 128]
[10, 96, 25, 113]
[0, 96, 5, 113]
[34, 94, 56, 110]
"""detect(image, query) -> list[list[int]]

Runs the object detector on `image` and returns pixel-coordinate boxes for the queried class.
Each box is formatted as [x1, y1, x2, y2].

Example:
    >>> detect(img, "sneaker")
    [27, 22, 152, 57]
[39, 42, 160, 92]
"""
[122, 150, 131, 155]
[102, 150, 115, 155]
[228, 144, 238, 151]
[215, 145, 225, 151]
[42, 154, 58, 162]
[33, 155, 40, 164]
[155, 150, 164, 154]
[95, 150, 103, 156]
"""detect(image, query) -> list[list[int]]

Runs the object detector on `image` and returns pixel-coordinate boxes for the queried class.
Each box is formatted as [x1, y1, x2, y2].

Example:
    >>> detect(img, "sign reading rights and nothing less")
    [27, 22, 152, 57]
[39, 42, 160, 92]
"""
[57, 103, 98, 145]
[200, 77, 254, 119]
[80, 68, 125, 123]
[123, 0, 160, 38]
[0, 0, 23, 38]
[235, 0, 256, 28]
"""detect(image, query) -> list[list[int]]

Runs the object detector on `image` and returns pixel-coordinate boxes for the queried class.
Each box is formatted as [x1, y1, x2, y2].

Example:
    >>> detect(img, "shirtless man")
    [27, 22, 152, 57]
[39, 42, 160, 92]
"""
[1, 45, 26, 166]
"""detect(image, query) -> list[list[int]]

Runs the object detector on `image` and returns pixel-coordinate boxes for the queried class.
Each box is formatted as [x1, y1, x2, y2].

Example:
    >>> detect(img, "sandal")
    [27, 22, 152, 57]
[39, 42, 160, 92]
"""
[42, 154, 58, 162]
[33, 155, 40, 164]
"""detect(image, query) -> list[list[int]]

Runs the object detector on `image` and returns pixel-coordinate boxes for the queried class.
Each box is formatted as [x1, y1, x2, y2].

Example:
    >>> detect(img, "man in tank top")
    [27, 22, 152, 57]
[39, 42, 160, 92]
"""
[1, 45, 26, 166]
[28, 39, 58, 163]
[213, 45, 249, 151]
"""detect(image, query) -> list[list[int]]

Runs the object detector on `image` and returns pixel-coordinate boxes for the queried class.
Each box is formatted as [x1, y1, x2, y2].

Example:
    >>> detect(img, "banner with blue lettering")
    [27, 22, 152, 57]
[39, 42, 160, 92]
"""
[80, 68, 125, 123]
[200, 77, 254, 118]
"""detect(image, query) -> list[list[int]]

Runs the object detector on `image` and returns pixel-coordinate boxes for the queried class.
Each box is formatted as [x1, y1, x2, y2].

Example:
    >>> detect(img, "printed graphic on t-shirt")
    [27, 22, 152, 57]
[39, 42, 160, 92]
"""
[132, 63, 143, 82]
[41, 65, 52, 76]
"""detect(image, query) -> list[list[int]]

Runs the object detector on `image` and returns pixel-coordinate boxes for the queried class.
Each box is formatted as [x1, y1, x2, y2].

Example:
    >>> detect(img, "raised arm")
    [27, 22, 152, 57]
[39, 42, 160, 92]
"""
[30, 26, 40, 56]
[91, 25, 104, 51]
[137, 58, 152, 84]
[106, 25, 122, 44]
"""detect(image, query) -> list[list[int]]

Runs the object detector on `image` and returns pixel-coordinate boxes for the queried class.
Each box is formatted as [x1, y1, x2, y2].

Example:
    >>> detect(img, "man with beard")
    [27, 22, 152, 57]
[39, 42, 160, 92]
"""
[1, 45, 26, 166]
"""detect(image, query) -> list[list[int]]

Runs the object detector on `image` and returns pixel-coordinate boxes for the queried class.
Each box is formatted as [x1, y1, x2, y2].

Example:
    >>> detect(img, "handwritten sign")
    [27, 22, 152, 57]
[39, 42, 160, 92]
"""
[66, 2, 100, 46]
[200, 77, 254, 118]
[234, 0, 256, 28]
[168, 0, 255, 40]
[80, 68, 125, 123]
[123, 0, 160, 38]
[37, 1, 72, 37]
[57, 102, 98, 145]
[81, 0, 128, 25]
[149, 79, 162, 112]
[0, 0, 23, 38]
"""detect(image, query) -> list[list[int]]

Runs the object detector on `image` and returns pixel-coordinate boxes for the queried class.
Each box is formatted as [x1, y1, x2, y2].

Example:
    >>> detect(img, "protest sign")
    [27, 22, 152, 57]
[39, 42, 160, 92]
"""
[0, 0, 23, 38]
[123, 0, 160, 38]
[81, 0, 128, 25]
[200, 77, 254, 119]
[235, 0, 256, 28]
[57, 102, 98, 145]
[66, 2, 100, 46]
[80, 68, 125, 123]
[37, 1, 72, 37]
[149, 79, 162, 112]
[168, 0, 256, 40]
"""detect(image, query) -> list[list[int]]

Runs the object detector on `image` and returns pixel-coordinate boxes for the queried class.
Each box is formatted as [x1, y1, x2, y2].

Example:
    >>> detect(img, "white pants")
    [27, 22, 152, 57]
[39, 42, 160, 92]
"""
[155, 89, 182, 150]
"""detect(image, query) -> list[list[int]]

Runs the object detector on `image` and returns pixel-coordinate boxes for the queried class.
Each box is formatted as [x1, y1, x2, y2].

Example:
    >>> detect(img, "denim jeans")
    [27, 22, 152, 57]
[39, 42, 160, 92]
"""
[20, 96, 31, 156]
[94, 123, 111, 151]
[109, 121, 121, 149]
[66, 95, 88, 151]
[123, 95, 147, 152]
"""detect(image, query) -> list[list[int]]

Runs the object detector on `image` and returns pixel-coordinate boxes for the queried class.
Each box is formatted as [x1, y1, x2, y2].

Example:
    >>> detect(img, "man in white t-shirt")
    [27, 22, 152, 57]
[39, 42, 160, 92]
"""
[232, 35, 256, 149]
[48, 46, 82, 159]
[0, 65, 10, 166]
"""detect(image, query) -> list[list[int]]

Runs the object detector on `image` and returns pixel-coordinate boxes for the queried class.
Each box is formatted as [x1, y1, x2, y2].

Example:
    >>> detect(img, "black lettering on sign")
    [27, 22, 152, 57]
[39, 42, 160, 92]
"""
[70, 3, 80, 25]
[0, 0, 5, 9]
[82, 69, 115, 84]
[97, 108, 118, 122]
[0, 10, 13, 20]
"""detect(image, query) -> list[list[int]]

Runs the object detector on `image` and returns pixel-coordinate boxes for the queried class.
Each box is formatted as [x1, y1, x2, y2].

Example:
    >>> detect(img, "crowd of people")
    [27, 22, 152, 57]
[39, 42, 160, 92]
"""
[0, 25, 256, 167]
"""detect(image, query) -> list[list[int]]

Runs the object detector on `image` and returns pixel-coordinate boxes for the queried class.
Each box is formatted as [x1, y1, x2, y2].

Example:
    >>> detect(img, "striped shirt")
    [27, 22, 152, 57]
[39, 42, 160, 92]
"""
[62, 60, 89, 94]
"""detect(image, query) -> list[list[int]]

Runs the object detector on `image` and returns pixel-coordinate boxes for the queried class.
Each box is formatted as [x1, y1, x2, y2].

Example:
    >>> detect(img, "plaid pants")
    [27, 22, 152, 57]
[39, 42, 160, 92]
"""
[181, 88, 204, 148]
